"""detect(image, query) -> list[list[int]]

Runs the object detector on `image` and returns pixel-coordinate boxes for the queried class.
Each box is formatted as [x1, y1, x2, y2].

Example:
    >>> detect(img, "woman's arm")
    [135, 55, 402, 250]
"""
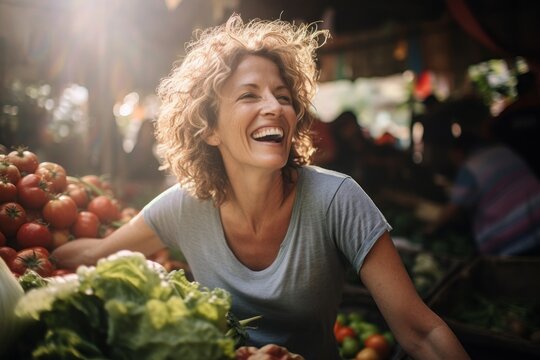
[359, 232, 469, 360]
[51, 213, 165, 270]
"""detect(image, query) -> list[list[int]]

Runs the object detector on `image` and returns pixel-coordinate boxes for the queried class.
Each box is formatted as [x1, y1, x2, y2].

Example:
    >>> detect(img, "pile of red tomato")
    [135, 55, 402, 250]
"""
[334, 310, 395, 360]
[0, 146, 138, 278]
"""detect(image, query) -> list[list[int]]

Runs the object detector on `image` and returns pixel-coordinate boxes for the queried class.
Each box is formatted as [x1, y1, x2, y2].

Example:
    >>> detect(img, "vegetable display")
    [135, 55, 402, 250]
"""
[334, 310, 395, 360]
[0, 145, 182, 276]
[8, 250, 247, 360]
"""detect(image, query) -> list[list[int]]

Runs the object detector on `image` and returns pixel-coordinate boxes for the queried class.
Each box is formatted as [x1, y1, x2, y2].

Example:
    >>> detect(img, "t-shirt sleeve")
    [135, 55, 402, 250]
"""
[141, 184, 183, 248]
[326, 177, 392, 273]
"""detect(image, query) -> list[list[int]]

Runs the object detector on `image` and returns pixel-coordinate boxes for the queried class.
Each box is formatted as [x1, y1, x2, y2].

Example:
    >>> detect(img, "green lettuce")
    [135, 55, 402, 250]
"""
[12, 250, 236, 360]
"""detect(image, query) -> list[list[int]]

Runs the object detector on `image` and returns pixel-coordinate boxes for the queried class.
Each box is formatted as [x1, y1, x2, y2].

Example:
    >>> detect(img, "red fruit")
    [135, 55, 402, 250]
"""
[335, 326, 356, 343]
[66, 183, 90, 208]
[52, 268, 73, 276]
[16, 221, 53, 250]
[87, 195, 121, 224]
[71, 211, 100, 238]
[0, 178, 17, 203]
[0, 202, 27, 237]
[0, 159, 22, 184]
[364, 334, 390, 359]
[0, 246, 17, 265]
[35, 161, 67, 193]
[42, 195, 78, 229]
[0, 231, 5, 247]
[6, 147, 39, 175]
[17, 174, 50, 209]
[10, 248, 54, 277]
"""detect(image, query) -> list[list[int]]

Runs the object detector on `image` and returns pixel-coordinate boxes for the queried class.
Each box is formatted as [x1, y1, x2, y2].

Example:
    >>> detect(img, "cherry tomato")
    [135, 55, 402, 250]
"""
[0, 246, 17, 265]
[71, 211, 101, 238]
[42, 194, 78, 229]
[87, 195, 121, 224]
[10, 248, 54, 277]
[66, 183, 90, 208]
[16, 221, 53, 250]
[0, 231, 5, 247]
[0, 159, 22, 184]
[35, 161, 67, 193]
[335, 326, 357, 344]
[364, 334, 390, 359]
[6, 147, 39, 175]
[17, 174, 50, 209]
[0, 202, 27, 237]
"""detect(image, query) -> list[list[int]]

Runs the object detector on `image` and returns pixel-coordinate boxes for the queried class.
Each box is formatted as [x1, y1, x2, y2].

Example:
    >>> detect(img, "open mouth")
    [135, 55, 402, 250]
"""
[251, 127, 284, 143]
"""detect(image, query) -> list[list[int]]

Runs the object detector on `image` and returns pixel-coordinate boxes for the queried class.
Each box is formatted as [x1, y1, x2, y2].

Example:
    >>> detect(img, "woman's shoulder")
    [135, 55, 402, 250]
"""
[300, 165, 351, 187]
[298, 166, 357, 203]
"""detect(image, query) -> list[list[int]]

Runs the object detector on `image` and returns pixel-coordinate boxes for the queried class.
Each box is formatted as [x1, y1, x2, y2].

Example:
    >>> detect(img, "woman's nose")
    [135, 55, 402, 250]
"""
[261, 95, 282, 117]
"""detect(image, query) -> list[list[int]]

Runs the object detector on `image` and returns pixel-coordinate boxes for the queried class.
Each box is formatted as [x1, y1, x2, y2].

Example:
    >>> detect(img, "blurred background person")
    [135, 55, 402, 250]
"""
[427, 96, 540, 256]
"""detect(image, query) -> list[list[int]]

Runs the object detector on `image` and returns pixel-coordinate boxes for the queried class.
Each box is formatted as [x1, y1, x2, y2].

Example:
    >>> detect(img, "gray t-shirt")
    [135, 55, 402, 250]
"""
[142, 166, 391, 359]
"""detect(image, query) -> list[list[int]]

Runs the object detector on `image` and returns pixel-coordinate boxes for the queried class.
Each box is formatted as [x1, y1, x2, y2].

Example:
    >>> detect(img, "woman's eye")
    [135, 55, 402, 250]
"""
[238, 93, 256, 100]
[277, 95, 292, 104]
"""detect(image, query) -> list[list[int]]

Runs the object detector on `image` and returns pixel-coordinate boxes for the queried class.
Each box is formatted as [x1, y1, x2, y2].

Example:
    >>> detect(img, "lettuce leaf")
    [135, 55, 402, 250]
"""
[13, 250, 236, 360]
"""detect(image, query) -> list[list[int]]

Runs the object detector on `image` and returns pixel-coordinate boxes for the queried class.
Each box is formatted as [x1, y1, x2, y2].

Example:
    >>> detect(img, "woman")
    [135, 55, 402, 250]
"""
[52, 14, 468, 360]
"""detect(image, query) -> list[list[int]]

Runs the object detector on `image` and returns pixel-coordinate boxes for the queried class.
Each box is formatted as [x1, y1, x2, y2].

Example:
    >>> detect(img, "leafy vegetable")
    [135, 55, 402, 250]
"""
[12, 250, 239, 359]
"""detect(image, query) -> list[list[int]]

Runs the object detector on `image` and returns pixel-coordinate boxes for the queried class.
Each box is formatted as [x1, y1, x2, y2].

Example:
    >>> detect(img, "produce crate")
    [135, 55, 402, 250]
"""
[342, 247, 465, 304]
[428, 256, 540, 360]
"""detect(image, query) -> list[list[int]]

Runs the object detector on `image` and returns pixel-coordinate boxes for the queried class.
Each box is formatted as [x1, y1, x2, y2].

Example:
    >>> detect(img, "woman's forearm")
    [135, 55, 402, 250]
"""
[51, 238, 103, 269]
[405, 323, 470, 360]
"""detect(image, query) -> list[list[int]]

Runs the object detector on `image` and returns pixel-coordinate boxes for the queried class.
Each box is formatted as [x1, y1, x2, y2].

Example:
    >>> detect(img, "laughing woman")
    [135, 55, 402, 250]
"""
[53, 14, 469, 360]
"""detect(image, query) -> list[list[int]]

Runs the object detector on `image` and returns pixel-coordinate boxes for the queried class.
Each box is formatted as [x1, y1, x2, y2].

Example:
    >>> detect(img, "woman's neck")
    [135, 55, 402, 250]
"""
[222, 168, 296, 233]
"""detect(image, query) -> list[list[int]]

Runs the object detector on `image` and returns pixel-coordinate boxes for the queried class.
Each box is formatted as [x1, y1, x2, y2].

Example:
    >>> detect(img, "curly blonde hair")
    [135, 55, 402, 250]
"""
[155, 14, 329, 204]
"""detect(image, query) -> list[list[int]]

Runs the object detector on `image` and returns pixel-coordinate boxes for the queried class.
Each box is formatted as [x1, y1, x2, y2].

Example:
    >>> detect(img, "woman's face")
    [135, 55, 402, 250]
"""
[207, 55, 297, 174]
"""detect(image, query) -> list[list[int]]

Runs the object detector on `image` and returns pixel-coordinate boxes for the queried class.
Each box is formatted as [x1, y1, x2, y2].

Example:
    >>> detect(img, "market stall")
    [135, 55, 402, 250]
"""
[1, 1, 540, 359]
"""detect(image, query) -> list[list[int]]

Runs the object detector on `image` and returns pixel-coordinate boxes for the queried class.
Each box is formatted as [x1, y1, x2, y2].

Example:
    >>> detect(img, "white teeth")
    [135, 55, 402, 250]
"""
[252, 127, 284, 140]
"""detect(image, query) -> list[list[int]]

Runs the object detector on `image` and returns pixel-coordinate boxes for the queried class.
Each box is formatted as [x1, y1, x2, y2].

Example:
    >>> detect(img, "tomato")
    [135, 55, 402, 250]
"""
[66, 183, 90, 208]
[10, 248, 54, 277]
[364, 334, 390, 359]
[335, 326, 357, 344]
[6, 147, 39, 175]
[0, 246, 17, 265]
[0, 159, 22, 184]
[26, 246, 50, 257]
[0, 202, 27, 237]
[15, 221, 53, 250]
[80, 174, 103, 189]
[51, 228, 72, 249]
[355, 347, 379, 360]
[42, 194, 78, 229]
[71, 211, 100, 238]
[35, 161, 67, 193]
[87, 195, 120, 224]
[51, 268, 73, 276]
[0, 177, 17, 203]
[17, 174, 51, 209]
[0, 231, 5, 247]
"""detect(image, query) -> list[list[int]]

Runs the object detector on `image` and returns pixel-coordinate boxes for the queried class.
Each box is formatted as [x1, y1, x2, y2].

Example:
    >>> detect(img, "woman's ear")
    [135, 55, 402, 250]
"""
[204, 130, 221, 146]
